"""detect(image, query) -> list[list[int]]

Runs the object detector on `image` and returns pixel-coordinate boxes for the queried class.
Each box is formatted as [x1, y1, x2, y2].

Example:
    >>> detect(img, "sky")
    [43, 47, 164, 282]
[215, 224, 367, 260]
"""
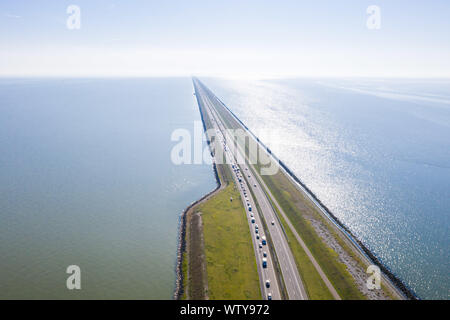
[1, 0, 449, 78]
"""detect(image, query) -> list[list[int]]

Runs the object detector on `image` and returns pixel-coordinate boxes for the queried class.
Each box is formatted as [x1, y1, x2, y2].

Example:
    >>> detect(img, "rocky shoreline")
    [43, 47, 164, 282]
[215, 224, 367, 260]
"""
[173, 92, 221, 300]
[173, 162, 220, 300]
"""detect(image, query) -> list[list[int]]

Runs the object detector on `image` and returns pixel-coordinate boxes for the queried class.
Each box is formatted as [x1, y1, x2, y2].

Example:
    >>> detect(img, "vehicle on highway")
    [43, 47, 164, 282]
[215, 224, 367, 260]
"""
[251, 218, 255, 223]
[261, 236, 267, 245]
[265, 280, 270, 288]
[255, 229, 259, 234]
[262, 258, 267, 268]
[254, 184, 257, 187]
[256, 235, 260, 240]
[259, 243, 263, 248]
[271, 220, 275, 225]
[267, 293, 272, 300]
[248, 206, 252, 212]
[263, 251, 267, 257]
[255, 224, 258, 229]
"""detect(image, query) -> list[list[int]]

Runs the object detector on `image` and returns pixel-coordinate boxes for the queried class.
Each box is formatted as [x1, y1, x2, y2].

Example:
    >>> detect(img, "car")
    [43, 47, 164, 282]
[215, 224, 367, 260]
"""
[263, 251, 267, 257]
[267, 293, 272, 300]
[255, 229, 259, 234]
[265, 280, 270, 288]
[254, 184, 257, 187]
[248, 175, 251, 178]
[271, 220, 275, 225]
[256, 235, 260, 240]
[259, 243, 263, 248]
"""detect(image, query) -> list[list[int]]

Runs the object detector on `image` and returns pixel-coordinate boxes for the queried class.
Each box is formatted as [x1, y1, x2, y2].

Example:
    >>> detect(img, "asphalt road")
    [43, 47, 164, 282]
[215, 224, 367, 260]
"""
[196, 83, 281, 300]
[195, 79, 307, 300]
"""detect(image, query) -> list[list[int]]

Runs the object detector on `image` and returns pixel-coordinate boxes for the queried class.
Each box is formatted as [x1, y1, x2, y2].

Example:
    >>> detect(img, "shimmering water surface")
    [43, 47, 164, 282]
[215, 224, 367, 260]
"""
[0, 78, 216, 299]
[204, 78, 450, 299]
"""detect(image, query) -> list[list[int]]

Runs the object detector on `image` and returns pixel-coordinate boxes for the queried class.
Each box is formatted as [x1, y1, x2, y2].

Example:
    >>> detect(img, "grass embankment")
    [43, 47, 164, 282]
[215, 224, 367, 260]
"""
[197, 181, 261, 299]
[244, 160, 334, 299]
[256, 167, 365, 299]
[276, 210, 335, 299]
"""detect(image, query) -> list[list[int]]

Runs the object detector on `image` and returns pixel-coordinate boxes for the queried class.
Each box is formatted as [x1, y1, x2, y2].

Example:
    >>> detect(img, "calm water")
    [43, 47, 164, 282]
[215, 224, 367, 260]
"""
[204, 78, 450, 299]
[0, 78, 216, 299]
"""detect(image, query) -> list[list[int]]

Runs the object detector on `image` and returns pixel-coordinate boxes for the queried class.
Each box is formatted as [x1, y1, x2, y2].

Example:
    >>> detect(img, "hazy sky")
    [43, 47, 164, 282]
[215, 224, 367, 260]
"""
[1, 0, 449, 77]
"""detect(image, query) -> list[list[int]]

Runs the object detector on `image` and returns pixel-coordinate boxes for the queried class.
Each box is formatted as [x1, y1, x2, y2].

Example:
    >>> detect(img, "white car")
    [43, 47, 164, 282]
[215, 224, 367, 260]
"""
[271, 220, 275, 225]
[265, 280, 270, 288]
[267, 293, 272, 300]
[254, 184, 257, 187]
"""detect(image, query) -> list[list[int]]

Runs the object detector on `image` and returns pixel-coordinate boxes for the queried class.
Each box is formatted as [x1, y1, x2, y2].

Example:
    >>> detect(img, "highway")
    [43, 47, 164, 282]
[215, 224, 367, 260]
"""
[195, 80, 281, 300]
[194, 79, 308, 300]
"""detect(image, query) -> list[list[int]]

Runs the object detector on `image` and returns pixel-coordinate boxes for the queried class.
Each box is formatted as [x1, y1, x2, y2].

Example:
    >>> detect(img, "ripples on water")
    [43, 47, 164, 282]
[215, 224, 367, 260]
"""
[0, 78, 216, 299]
[204, 77, 450, 299]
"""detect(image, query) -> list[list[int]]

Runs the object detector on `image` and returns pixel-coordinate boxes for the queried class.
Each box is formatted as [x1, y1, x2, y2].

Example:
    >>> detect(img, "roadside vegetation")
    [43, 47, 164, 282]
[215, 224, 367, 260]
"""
[255, 165, 366, 299]
[277, 211, 335, 299]
[198, 181, 261, 299]
[244, 161, 336, 299]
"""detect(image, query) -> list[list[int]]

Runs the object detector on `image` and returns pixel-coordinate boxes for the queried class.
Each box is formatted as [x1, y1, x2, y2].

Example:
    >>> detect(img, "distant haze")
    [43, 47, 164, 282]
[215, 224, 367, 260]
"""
[1, 0, 449, 78]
